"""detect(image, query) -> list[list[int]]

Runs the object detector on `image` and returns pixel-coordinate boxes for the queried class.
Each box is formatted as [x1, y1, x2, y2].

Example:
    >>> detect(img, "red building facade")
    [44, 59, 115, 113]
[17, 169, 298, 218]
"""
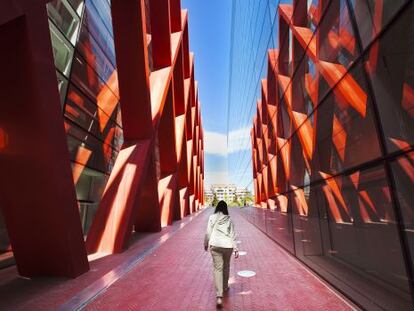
[0, 0, 204, 278]
[250, 0, 414, 309]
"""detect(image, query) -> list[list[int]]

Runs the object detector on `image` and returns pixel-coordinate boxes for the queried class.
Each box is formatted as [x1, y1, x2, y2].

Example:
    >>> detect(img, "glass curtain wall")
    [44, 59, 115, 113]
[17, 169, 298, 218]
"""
[231, 0, 414, 309]
[0, 208, 13, 268]
[227, 0, 279, 191]
[47, 0, 123, 236]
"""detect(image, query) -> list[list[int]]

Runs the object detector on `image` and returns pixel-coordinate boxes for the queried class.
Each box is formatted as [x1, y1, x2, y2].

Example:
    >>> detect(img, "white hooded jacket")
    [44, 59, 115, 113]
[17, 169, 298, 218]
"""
[204, 212, 238, 250]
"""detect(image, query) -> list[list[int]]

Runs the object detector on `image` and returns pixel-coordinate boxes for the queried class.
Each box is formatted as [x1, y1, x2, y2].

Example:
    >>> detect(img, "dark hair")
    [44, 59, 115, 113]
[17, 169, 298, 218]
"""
[214, 200, 229, 215]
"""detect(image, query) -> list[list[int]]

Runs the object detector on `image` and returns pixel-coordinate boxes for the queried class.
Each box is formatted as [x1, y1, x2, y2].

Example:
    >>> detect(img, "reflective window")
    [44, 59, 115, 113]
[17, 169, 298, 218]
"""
[82, 5, 116, 65]
[73, 166, 108, 235]
[0, 208, 10, 253]
[312, 63, 381, 178]
[365, 3, 414, 153]
[56, 70, 69, 107]
[350, 0, 407, 48]
[317, 0, 359, 100]
[271, 195, 294, 252]
[49, 21, 74, 77]
[65, 120, 118, 174]
[307, 0, 319, 31]
[77, 26, 117, 84]
[65, 84, 123, 150]
[318, 0, 357, 67]
[45, 0, 124, 241]
[295, 166, 412, 310]
[0, 207, 13, 269]
[47, 0, 81, 44]
[67, 0, 84, 16]
[70, 52, 120, 117]
[391, 151, 414, 273]
[88, 0, 113, 36]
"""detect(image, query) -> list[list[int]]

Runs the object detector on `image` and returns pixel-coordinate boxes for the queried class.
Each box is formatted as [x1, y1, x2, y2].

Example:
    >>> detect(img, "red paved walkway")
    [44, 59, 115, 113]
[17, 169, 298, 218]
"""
[86, 207, 354, 310]
[0, 207, 356, 310]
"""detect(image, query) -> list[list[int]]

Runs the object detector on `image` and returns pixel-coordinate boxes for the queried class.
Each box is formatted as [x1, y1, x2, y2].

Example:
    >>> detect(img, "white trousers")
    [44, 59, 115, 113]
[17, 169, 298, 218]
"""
[210, 246, 233, 297]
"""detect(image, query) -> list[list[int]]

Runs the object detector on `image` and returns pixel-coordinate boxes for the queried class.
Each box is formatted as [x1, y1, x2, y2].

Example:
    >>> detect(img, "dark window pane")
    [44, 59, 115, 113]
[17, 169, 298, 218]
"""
[0, 207, 13, 268]
[268, 204, 295, 253]
[67, 0, 84, 15]
[65, 84, 123, 150]
[390, 151, 414, 275]
[312, 63, 381, 178]
[316, 0, 359, 100]
[82, 4, 116, 65]
[65, 120, 118, 174]
[73, 166, 108, 236]
[294, 166, 412, 310]
[47, 0, 80, 44]
[56, 70, 68, 107]
[307, 0, 319, 31]
[350, 0, 407, 48]
[365, 4, 414, 153]
[70, 52, 120, 119]
[0, 208, 10, 253]
[49, 21, 74, 77]
[318, 0, 358, 67]
[77, 25, 118, 85]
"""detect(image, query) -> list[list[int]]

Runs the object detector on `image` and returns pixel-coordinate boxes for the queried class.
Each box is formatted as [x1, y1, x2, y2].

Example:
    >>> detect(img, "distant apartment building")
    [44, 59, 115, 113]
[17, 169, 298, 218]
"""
[205, 184, 251, 204]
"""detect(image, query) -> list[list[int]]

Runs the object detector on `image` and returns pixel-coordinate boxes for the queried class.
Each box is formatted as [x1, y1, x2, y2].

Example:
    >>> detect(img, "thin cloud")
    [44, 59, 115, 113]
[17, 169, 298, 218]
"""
[204, 131, 227, 156]
[204, 127, 251, 156]
[228, 126, 251, 154]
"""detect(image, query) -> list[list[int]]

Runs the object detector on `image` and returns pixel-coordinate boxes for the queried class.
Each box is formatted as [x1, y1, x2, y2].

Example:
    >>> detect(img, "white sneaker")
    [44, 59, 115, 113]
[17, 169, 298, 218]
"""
[216, 297, 223, 308]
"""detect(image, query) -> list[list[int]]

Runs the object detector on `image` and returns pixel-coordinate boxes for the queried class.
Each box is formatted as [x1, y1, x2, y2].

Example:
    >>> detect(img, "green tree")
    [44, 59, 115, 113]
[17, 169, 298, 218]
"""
[246, 195, 254, 205]
[212, 193, 218, 207]
[233, 193, 240, 206]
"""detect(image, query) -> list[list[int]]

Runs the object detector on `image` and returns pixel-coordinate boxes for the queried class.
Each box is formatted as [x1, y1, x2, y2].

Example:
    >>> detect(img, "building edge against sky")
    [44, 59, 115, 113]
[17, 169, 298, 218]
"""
[0, 0, 204, 277]
[247, 0, 414, 310]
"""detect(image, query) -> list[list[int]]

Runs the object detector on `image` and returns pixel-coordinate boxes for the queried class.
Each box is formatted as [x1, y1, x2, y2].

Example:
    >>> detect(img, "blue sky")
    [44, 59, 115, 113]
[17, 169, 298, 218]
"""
[182, 0, 279, 191]
[182, 0, 233, 187]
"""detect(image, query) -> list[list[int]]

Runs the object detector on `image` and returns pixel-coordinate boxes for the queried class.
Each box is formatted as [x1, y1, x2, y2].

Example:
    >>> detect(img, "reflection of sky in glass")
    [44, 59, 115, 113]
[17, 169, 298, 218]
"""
[227, 1, 293, 191]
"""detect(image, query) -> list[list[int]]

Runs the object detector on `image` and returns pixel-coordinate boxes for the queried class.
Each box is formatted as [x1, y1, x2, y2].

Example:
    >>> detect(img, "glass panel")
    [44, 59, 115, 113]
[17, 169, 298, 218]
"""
[0, 207, 13, 269]
[307, 0, 319, 31]
[0, 208, 10, 253]
[82, 3, 116, 66]
[47, 0, 80, 44]
[390, 151, 414, 274]
[291, 185, 322, 258]
[65, 84, 123, 150]
[65, 120, 118, 174]
[312, 63, 382, 178]
[49, 21, 74, 77]
[88, 0, 113, 35]
[68, 0, 84, 16]
[365, 3, 414, 153]
[289, 134, 309, 187]
[77, 26, 117, 85]
[294, 165, 412, 310]
[317, 0, 359, 100]
[268, 194, 294, 253]
[349, 0, 407, 48]
[318, 0, 357, 67]
[73, 166, 108, 235]
[70, 52, 120, 118]
[56, 70, 69, 107]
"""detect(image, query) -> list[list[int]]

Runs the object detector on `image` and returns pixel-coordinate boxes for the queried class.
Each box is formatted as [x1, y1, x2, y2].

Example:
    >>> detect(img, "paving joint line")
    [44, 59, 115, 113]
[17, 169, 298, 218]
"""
[234, 207, 360, 310]
[57, 209, 207, 311]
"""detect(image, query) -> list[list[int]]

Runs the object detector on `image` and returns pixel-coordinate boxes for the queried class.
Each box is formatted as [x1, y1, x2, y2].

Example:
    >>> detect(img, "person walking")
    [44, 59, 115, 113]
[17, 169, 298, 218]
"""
[204, 200, 239, 308]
